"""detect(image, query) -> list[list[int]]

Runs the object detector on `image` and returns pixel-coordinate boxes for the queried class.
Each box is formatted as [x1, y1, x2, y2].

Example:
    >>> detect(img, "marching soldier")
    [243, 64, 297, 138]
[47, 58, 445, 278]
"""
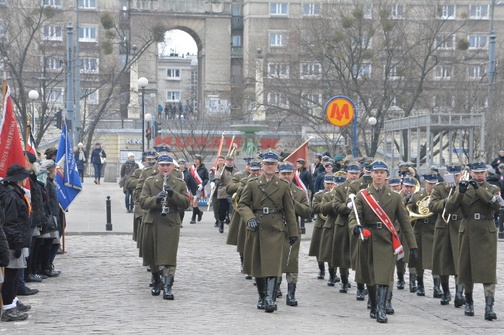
[349, 161, 418, 323]
[309, 175, 336, 279]
[214, 156, 239, 233]
[139, 155, 190, 300]
[429, 164, 466, 307]
[446, 161, 500, 320]
[400, 177, 418, 292]
[189, 154, 208, 224]
[408, 174, 442, 298]
[278, 162, 311, 307]
[237, 152, 298, 313]
[318, 178, 339, 286]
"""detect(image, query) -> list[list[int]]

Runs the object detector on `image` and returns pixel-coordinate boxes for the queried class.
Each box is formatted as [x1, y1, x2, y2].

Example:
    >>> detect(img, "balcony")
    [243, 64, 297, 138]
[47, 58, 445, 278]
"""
[231, 16, 243, 30]
[231, 46, 243, 59]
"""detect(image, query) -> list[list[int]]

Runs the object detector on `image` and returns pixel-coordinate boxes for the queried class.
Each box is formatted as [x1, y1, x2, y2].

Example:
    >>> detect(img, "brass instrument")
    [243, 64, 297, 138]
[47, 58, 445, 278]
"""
[407, 195, 434, 221]
[441, 170, 469, 223]
[161, 173, 170, 216]
[231, 192, 239, 211]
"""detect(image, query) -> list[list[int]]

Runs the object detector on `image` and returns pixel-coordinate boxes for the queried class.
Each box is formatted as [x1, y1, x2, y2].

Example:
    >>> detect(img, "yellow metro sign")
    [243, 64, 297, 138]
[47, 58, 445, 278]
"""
[325, 96, 355, 127]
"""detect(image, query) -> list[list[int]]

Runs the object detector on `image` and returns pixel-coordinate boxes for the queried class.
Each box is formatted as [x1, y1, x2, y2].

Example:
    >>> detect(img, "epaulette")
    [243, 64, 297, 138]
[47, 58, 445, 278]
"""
[247, 176, 259, 182]
[315, 189, 325, 195]
[145, 175, 156, 182]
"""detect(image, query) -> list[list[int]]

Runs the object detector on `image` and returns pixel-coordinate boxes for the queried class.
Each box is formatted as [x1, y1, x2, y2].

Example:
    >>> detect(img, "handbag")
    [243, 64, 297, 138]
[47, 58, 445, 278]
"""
[100, 150, 106, 164]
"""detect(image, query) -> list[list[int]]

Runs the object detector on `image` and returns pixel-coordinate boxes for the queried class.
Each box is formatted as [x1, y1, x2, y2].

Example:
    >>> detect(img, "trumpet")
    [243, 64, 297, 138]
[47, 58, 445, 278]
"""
[161, 173, 170, 216]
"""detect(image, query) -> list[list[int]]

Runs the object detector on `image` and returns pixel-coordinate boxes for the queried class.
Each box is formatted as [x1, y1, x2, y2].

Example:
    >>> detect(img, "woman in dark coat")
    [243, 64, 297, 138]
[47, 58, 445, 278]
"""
[90, 143, 106, 184]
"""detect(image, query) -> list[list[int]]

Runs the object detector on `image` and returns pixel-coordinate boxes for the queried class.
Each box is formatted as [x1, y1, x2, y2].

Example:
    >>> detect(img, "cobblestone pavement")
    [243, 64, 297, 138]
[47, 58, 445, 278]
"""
[1, 182, 503, 334]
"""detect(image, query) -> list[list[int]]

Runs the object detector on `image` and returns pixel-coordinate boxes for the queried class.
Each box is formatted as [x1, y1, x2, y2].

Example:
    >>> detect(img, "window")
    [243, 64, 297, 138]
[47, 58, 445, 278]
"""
[300, 62, 321, 78]
[434, 65, 451, 80]
[469, 5, 489, 19]
[302, 92, 322, 107]
[468, 35, 487, 49]
[78, 27, 97, 42]
[43, 25, 62, 41]
[437, 5, 455, 20]
[0, 25, 5, 38]
[44, 56, 63, 71]
[387, 66, 403, 80]
[270, 32, 287, 47]
[353, 63, 372, 78]
[166, 91, 181, 102]
[359, 33, 372, 48]
[232, 35, 242, 47]
[78, 0, 96, 8]
[80, 57, 99, 73]
[364, 4, 372, 19]
[42, 0, 62, 7]
[166, 68, 181, 80]
[267, 62, 289, 78]
[267, 92, 288, 108]
[270, 3, 288, 16]
[433, 95, 455, 109]
[390, 4, 404, 19]
[436, 34, 455, 50]
[81, 88, 99, 104]
[49, 87, 64, 104]
[468, 64, 485, 79]
[303, 3, 321, 17]
[232, 5, 241, 16]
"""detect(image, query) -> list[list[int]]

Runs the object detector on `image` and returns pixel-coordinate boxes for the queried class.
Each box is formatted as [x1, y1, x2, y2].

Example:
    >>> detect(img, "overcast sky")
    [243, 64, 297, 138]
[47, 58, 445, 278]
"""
[159, 30, 197, 56]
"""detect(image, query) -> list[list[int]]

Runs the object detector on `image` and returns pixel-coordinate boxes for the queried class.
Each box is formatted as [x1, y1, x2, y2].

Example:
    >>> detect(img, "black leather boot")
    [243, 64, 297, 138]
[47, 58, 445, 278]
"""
[464, 292, 474, 316]
[368, 285, 377, 319]
[397, 272, 405, 290]
[163, 276, 175, 300]
[433, 277, 443, 298]
[255, 277, 266, 310]
[454, 284, 466, 308]
[376, 285, 389, 323]
[440, 281, 451, 305]
[416, 276, 425, 296]
[197, 208, 203, 221]
[409, 273, 417, 293]
[265, 277, 278, 313]
[317, 262, 325, 279]
[485, 296, 497, 321]
[339, 275, 348, 293]
[286, 283, 298, 306]
[386, 290, 394, 315]
[327, 268, 336, 286]
[276, 276, 282, 298]
[151, 272, 162, 296]
[214, 219, 219, 227]
[356, 283, 365, 301]
[218, 220, 224, 233]
[190, 208, 197, 224]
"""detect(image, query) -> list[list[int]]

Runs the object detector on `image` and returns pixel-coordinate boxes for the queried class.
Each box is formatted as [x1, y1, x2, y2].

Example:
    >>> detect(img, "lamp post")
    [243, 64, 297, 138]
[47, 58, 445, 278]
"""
[368, 116, 377, 155]
[145, 112, 152, 150]
[138, 77, 148, 153]
[28, 90, 39, 135]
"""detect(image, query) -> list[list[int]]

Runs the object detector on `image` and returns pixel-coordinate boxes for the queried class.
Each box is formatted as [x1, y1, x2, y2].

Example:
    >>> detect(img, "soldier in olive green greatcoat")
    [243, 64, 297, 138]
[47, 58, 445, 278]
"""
[446, 161, 501, 321]
[349, 161, 418, 324]
[237, 152, 298, 313]
[139, 155, 190, 301]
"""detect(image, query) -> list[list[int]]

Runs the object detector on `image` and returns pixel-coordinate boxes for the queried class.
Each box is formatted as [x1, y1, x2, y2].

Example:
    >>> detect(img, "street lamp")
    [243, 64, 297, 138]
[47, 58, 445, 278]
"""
[138, 76, 148, 153]
[145, 112, 152, 150]
[28, 89, 39, 135]
[368, 116, 377, 156]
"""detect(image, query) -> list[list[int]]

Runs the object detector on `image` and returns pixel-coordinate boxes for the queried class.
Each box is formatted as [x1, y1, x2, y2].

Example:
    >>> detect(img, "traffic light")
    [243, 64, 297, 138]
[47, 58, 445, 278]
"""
[154, 120, 161, 137]
[55, 109, 62, 129]
[145, 127, 152, 141]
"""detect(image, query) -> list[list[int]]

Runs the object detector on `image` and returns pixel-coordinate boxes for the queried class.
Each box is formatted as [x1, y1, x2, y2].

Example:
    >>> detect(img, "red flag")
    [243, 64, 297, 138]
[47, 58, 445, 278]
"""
[284, 139, 310, 167]
[0, 86, 26, 178]
[26, 129, 37, 156]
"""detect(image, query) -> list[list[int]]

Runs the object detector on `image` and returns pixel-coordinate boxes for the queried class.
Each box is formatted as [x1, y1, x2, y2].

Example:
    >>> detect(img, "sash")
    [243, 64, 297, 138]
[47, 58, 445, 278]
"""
[190, 165, 205, 197]
[294, 170, 310, 203]
[361, 190, 404, 260]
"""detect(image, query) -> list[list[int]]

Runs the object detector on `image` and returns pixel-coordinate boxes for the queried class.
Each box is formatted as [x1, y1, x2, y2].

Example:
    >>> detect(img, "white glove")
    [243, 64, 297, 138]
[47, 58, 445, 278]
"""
[346, 201, 353, 209]
[210, 181, 215, 189]
[197, 184, 203, 192]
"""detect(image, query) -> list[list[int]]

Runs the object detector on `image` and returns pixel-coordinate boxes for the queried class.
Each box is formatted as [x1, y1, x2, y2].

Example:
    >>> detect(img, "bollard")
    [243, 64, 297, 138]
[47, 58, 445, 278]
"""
[106, 196, 112, 231]
[499, 207, 504, 239]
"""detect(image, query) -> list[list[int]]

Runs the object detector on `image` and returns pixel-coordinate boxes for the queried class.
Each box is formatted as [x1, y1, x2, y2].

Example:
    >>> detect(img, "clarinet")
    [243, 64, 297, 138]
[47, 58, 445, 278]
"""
[161, 173, 169, 216]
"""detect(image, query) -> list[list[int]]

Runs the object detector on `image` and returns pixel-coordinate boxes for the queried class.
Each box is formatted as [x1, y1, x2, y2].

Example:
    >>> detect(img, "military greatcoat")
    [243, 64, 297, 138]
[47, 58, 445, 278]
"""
[429, 182, 463, 276]
[282, 182, 311, 274]
[133, 165, 158, 256]
[139, 173, 190, 267]
[349, 185, 417, 286]
[126, 168, 142, 242]
[446, 181, 500, 284]
[226, 172, 246, 246]
[308, 190, 327, 257]
[237, 175, 298, 278]
[318, 189, 337, 263]
[409, 189, 436, 271]
[331, 181, 353, 269]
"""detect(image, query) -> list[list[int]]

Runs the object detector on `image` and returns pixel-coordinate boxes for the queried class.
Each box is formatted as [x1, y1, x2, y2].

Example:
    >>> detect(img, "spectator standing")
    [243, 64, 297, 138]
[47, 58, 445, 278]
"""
[178, 101, 183, 119]
[75, 142, 87, 183]
[120, 153, 140, 213]
[90, 143, 106, 185]
[491, 149, 504, 176]
[177, 159, 198, 226]
[184, 100, 191, 119]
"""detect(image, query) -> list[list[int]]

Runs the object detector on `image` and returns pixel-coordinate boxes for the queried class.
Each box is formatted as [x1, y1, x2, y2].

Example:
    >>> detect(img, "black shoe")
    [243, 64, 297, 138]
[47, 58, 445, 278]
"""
[190, 219, 196, 224]
[409, 274, 417, 293]
[376, 285, 389, 323]
[245, 274, 252, 280]
[465, 292, 474, 316]
[397, 279, 405, 290]
[433, 278, 443, 298]
[286, 283, 298, 307]
[356, 290, 365, 301]
[265, 277, 278, 313]
[256, 278, 266, 310]
[327, 276, 336, 287]
[214, 220, 219, 227]
[26, 274, 43, 283]
[317, 270, 325, 280]
[441, 292, 452, 305]
[454, 285, 466, 308]
[151, 272, 163, 296]
[416, 286, 425, 296]
[197, 209, 203, 222]
[16, 301, 31, 312]
[218, 221, 224, 233]
[17, 287, 39, 296]
[485, 296, 497, 321]
[1, 307, 28, 322]
[44, 269, 60, 277]
[334, 275, 341, 283]
[386, 291, 395, 315]
[163, 276, 175, 300]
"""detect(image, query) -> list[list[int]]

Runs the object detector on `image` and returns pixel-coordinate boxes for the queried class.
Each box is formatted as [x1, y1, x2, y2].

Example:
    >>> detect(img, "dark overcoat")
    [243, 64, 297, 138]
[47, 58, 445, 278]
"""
[409, 189, 436, 270]
[308, 190, 327, 257]
[318, 189, 337, 263]
[331, 182, 353, 269]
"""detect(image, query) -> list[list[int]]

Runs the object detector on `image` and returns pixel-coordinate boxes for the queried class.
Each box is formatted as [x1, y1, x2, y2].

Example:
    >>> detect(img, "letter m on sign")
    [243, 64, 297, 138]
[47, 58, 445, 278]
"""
[330, 103, 349, 121]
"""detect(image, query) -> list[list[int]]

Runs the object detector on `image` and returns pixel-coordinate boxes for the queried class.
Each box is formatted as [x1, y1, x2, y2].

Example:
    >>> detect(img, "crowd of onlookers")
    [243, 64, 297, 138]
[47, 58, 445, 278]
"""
[0, 148, 63, 322]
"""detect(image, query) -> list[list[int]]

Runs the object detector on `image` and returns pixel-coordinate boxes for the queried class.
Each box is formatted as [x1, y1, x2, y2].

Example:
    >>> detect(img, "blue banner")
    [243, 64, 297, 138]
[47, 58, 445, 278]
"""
[55, 124, 82, 211]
